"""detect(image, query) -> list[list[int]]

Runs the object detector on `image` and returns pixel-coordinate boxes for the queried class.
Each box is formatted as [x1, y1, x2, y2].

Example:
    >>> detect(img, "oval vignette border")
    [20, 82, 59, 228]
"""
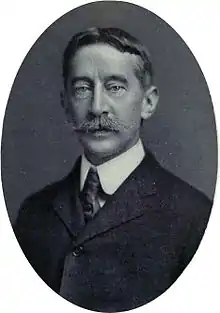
[0, 1, 219, 313]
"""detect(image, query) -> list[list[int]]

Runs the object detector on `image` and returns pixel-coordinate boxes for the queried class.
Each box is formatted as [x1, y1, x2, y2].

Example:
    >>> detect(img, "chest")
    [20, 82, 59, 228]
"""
[58, 217, 183, 310]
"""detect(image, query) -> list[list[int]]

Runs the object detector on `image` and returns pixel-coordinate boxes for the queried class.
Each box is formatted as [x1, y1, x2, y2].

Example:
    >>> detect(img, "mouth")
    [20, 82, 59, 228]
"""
[89, 128, 113, 137]
[78, 126, 119, 138]
[76, 125, 119, 138]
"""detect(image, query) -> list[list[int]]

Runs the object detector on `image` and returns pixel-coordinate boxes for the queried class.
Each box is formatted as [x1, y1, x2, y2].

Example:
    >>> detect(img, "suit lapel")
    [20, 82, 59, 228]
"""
[52, 158, 85, 238]
[75, 152, 161, 246]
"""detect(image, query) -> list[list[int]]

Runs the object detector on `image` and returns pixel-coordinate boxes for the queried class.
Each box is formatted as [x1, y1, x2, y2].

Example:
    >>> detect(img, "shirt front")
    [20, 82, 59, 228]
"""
[80, 139, 145, 207]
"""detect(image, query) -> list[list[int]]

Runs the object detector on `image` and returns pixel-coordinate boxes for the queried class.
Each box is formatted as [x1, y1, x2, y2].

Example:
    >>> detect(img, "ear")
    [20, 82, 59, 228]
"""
[60, 90, 72, 123]
[141, 86, 159, 120]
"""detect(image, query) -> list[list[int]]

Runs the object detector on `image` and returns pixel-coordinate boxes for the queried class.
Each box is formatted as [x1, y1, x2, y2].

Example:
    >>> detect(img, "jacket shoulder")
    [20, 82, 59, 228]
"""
[158, 165, 212, 207]
[142, 150, 212, 205]
[14, 167, 77, 232]
[20, 157, 81, 212]
[21, 178, 67, 211]
[143, 155, 213, 233]
[129, 151, 212, 213]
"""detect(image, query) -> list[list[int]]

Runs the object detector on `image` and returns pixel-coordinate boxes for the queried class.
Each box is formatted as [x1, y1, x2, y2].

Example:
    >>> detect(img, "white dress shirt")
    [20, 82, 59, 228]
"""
[80, 139, 145, 207]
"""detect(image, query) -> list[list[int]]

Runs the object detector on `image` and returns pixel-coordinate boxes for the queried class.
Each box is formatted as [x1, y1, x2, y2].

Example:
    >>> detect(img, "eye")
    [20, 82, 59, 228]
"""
[106, 84, 126, 96]
[73, 85, 92, 99]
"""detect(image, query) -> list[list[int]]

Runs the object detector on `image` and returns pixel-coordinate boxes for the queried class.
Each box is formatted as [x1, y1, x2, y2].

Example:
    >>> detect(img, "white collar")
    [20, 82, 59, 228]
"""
[80, 139, 145, 195]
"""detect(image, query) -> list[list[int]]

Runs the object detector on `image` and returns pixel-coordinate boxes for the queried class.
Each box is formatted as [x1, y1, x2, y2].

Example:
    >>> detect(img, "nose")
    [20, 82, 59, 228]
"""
[90, 82, 107, 116]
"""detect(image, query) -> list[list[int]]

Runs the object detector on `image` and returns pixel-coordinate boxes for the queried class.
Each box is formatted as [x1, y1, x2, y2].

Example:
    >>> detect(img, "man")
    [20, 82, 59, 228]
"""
[14, 27, 212, 312]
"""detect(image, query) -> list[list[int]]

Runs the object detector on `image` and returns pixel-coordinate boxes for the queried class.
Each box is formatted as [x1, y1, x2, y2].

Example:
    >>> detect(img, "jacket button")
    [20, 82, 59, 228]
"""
[72, 245, 84, 257]
[86, 203, 93, 212]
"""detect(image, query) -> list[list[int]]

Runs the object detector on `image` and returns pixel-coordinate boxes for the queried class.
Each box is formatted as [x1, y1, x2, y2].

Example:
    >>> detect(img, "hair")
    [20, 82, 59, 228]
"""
[62, 27, 153, 88]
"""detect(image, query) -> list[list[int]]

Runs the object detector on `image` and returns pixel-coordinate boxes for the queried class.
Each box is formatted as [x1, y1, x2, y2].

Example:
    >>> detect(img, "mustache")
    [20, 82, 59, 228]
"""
[72, 114, 133, 133]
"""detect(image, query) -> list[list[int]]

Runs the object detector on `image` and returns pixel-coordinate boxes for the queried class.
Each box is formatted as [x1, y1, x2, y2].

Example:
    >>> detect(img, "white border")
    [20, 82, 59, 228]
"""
[0, 1, 219, 312]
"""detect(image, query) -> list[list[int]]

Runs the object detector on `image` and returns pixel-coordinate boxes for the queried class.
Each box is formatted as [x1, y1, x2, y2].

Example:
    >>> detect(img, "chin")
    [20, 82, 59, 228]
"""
[81, 136, 123, 161]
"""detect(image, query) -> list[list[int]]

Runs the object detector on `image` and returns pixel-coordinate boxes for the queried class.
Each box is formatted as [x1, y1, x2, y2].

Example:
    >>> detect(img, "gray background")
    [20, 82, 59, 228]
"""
[1, 1, 217, 224]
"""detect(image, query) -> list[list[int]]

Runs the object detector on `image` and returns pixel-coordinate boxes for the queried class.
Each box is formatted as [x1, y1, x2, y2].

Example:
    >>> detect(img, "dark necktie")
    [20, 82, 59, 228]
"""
[80, 166, 101, 221]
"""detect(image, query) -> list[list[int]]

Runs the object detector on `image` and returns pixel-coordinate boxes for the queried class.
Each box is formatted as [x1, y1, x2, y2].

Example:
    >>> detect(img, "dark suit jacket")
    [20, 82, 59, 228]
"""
[14, 152, 212, 312]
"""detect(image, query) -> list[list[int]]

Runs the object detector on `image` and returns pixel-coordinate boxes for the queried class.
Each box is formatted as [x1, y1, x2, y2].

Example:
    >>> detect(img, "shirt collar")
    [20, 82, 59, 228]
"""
[80, 139, 145, 195]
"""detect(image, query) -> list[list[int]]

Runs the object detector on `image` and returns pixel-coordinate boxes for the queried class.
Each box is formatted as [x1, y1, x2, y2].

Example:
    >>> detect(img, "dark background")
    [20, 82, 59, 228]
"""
[1, 1, 217, 224]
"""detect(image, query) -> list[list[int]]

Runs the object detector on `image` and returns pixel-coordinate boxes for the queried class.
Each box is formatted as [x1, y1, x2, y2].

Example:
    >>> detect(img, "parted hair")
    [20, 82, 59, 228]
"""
[62, 27, 153, 88]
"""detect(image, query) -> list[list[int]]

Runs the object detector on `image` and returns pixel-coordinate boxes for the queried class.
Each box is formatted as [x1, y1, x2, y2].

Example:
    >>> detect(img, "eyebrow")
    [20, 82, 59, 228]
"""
[71, 75, 128, 86]
[71, 76, 94, 85]
[105, 75, 128, 85]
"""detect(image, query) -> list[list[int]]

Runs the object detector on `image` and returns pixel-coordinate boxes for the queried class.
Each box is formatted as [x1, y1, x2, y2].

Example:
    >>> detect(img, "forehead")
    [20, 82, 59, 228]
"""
[69, 43, 142, 79]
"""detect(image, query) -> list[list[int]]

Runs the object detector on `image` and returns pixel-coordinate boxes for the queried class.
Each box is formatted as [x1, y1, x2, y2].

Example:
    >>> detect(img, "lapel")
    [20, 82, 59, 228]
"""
[52, 158, 85, 238]
[52, 151, 162, 245]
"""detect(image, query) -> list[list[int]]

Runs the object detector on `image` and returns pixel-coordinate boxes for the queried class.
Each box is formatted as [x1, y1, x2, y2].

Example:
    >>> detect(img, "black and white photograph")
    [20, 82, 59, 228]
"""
[0, 1, 219, 312]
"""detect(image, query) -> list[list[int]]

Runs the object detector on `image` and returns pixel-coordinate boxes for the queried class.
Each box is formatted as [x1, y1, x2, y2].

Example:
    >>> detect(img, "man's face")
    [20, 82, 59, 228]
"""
[64, 43, 157, 163]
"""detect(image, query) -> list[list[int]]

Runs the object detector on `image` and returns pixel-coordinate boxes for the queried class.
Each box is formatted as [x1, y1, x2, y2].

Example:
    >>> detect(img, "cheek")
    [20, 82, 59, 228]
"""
[129, 92, 143, 119]
[114, 96, 142, 123]
[70, 99, 90, 120]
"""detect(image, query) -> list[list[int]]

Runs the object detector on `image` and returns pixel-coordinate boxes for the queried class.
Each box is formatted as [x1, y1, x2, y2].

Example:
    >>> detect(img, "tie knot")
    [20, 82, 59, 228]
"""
[85, 166, 100, 191]
[81, 166, 101, 203]
[81, 166, 101, 221]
